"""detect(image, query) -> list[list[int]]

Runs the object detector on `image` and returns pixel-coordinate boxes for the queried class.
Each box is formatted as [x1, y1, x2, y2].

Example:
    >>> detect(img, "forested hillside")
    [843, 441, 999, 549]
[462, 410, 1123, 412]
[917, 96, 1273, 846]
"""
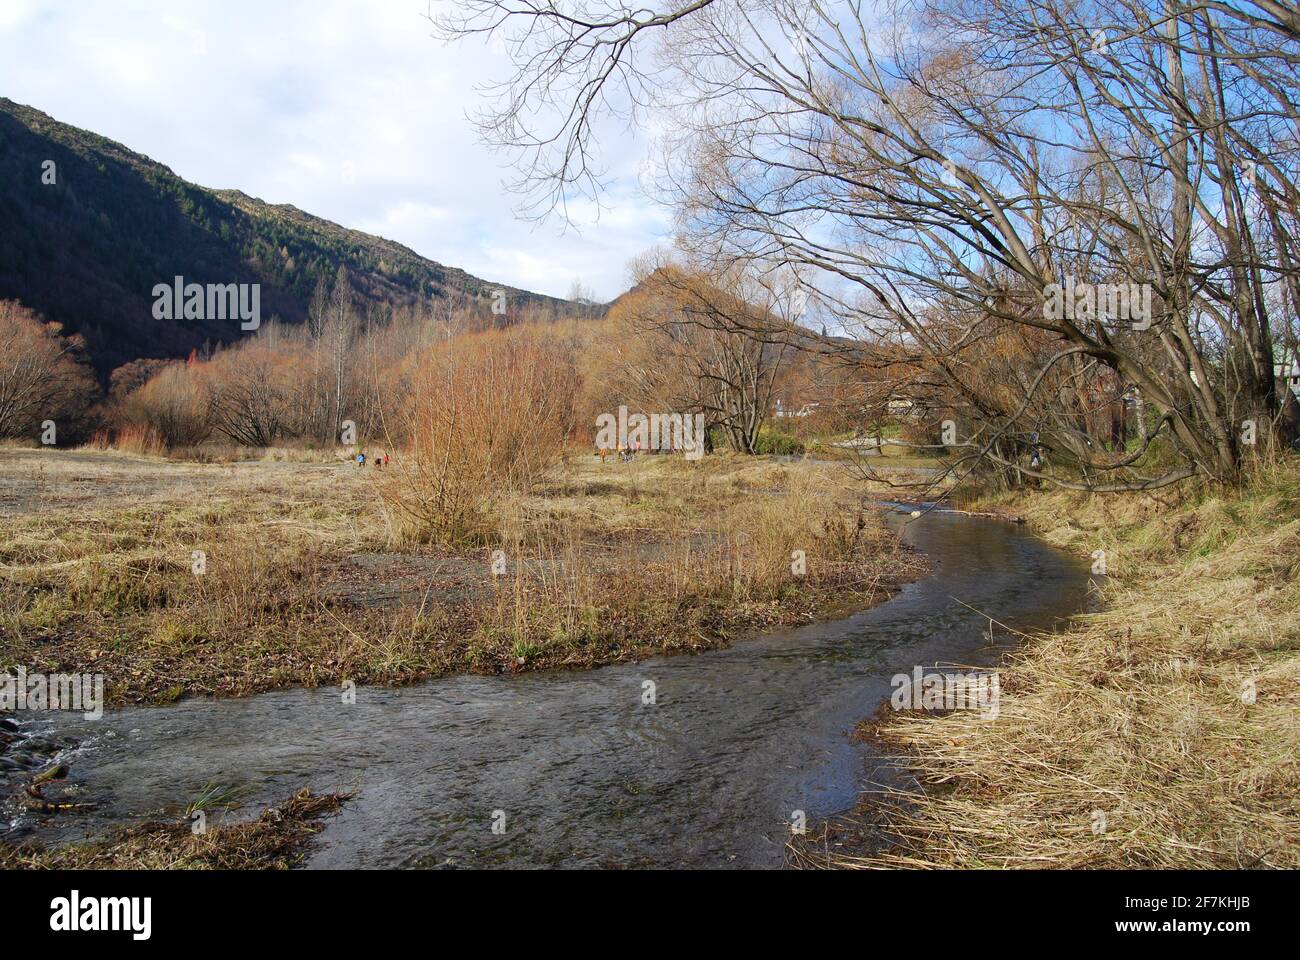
[0, 98, 579, 376]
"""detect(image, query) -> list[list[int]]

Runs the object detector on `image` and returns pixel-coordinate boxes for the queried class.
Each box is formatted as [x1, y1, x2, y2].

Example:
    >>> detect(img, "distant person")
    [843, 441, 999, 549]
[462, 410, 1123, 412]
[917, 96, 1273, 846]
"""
[357, 453, 366, 467]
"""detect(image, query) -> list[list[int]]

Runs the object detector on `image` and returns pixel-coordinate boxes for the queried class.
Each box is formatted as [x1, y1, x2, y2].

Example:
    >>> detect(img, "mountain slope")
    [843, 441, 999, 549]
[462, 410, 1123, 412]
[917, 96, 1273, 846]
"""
[0, 98, 577, 376]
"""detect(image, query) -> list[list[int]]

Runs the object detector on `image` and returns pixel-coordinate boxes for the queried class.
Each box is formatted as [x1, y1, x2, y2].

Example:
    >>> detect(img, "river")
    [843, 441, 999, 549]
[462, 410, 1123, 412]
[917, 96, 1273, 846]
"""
[3, 505, 1092, 868]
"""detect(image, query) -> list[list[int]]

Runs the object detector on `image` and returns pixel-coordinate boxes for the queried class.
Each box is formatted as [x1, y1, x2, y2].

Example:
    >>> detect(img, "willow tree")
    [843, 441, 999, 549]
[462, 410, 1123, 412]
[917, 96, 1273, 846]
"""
[437, 0, 1300, 489]
[0, 300, 96, 441]
[598, 257, 796, 452]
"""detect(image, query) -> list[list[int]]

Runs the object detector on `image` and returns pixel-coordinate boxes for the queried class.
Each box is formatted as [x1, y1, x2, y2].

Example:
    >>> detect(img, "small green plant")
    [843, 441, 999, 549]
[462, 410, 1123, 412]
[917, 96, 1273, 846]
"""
[183, 781, 248, 819]
[511, 637, 542, 664]
[753, 428, 806, 456]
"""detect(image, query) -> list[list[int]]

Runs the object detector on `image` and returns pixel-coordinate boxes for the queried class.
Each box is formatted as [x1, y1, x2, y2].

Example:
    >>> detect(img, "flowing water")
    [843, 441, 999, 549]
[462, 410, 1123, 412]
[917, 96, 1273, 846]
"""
[3, 506, 1092, 868]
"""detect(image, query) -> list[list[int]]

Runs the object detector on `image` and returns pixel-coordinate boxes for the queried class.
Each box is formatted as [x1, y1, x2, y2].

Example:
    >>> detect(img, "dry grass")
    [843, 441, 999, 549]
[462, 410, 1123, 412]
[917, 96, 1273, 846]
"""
[0, 447, 921, 705]
[474, 452, 922, 668]
[825, 461, 1300, 869]
[86, 424, 168, 456]
[0, 789, 348, 869]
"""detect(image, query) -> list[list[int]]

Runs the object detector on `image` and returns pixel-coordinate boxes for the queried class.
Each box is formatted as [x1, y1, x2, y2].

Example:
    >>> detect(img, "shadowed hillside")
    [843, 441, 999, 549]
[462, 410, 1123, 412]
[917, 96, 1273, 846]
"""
[0, 98, 583, 376]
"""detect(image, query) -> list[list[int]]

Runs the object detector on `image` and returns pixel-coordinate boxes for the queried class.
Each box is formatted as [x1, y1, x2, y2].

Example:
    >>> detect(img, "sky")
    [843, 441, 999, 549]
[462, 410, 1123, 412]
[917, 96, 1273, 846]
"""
[0, 0, 670, 301]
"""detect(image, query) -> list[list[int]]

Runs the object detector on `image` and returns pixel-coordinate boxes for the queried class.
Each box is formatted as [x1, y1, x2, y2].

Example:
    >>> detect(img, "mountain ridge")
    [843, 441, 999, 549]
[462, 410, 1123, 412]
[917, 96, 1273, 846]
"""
[0, 97, 584, 377]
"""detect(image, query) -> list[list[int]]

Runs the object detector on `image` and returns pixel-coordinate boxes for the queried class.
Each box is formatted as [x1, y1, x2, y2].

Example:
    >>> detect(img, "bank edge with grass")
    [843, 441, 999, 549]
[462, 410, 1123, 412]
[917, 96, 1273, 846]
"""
[817, 465, 1299, 869]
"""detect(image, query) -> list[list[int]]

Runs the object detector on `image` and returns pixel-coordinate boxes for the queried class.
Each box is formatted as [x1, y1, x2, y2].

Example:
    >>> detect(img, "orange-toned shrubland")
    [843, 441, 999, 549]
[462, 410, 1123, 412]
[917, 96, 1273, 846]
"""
[103, 291, 591, 478]
[116, 358, 212, 448]
[105, 294, 533, 452]
[383, 325, 579, 543]
[102, 306, 587, 536]
[110, 320, 368, 451]
[591, 261, 796, 454]
[0, 300, 97, 441]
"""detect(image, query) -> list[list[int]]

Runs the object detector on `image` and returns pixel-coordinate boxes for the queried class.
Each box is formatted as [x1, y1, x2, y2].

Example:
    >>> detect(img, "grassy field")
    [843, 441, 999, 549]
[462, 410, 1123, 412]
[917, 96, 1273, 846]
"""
[816, 463, 1300, 869]
[1, 445, 927, 868]
[8, 444, 1292, 869]
[0, 446, 923, 707]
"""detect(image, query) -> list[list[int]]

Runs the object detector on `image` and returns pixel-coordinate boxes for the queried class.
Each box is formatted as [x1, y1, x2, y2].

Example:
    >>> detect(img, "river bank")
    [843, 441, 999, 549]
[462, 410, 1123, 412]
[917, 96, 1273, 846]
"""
[0, 449, 924, 708]
[824, 466, 1300, 868]
[1, 448, 936, 868]
[0, 789, 347, 869]
[2, 501, 1082, 869]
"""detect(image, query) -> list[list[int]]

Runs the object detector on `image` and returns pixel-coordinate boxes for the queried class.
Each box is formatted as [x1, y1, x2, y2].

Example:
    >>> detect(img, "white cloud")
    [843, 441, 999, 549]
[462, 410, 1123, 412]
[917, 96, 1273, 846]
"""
[0, 0, 41, 31]
[0, 0, 666, 300]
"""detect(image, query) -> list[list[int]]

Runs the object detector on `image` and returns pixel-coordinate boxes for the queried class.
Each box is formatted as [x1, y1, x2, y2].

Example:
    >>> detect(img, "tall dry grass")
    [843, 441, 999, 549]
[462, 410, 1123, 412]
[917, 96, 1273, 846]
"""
[85, 424, 168, 457]
[1, 449, 919, 704]
[830, 463, 1300, 869]
[471, 455, 919, 666]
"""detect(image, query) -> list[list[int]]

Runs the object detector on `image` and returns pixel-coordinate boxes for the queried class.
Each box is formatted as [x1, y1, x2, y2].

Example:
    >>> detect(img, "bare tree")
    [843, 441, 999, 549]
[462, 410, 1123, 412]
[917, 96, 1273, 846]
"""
[307, 273, 330, 341]
[206, 344, 288, 447]
[605, 256, 794, 452]
[437, 0, 1300, 489]
[0, 300, 97, 440]
[326, 265, 360, 442]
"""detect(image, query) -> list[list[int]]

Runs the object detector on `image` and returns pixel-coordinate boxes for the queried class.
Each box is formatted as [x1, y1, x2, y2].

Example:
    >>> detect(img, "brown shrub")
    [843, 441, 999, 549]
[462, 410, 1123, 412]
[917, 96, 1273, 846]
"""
[0, 300, 97, 440]
[118, 361, 212, 448]
[383, 327, 578, 543]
